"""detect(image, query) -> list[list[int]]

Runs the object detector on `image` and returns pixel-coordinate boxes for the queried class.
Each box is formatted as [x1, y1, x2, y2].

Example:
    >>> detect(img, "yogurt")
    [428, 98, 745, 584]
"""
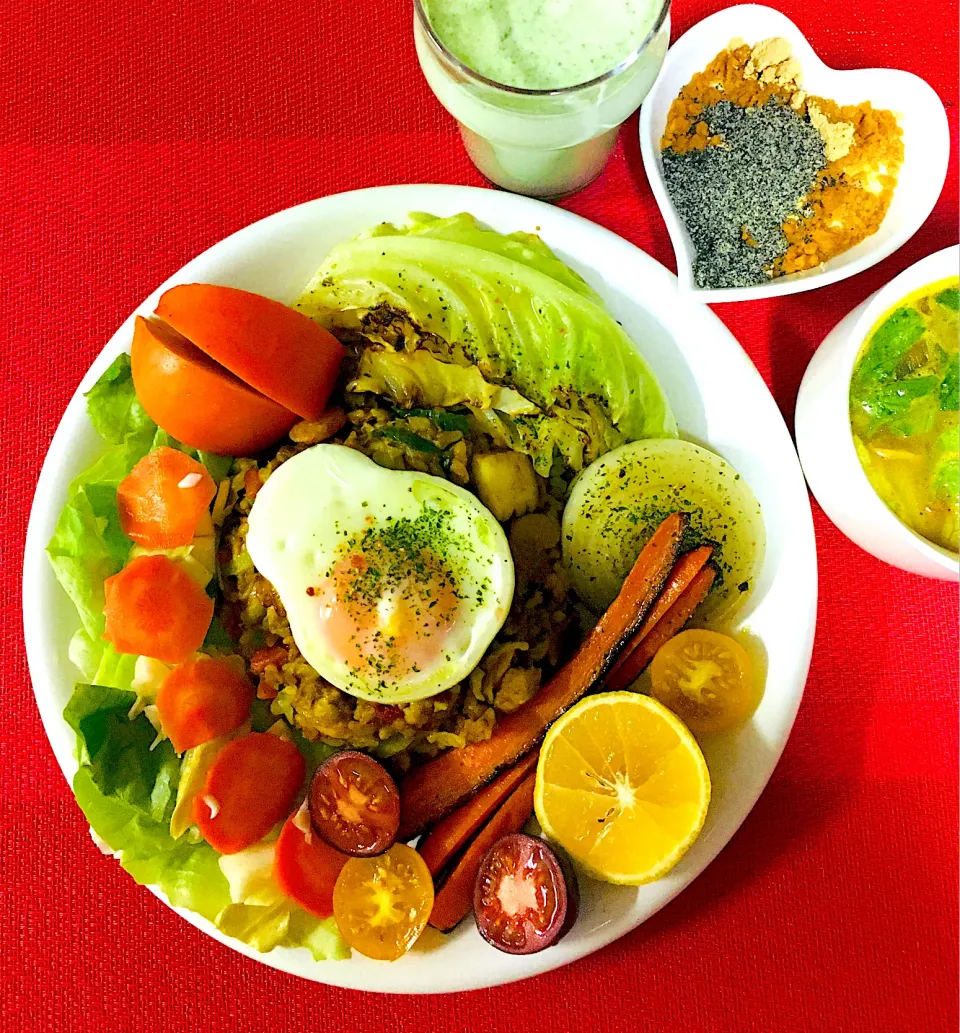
[414, 0, 670, 197]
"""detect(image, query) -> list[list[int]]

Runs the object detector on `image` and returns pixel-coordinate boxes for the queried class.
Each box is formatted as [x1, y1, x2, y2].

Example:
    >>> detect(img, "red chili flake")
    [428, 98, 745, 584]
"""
[244, 468, 262, 498]
[373, 704, 404, 725]
[250, 645, 287, 675]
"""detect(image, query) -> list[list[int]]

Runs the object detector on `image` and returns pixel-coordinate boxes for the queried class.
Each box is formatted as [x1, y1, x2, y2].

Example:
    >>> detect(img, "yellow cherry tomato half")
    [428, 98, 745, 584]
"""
[650, 629, 754, 736]
[332, 843, 434, 961]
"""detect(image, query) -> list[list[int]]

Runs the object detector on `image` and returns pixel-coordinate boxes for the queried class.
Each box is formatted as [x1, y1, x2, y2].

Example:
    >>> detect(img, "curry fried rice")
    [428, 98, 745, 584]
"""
[217, 401, 584, 773]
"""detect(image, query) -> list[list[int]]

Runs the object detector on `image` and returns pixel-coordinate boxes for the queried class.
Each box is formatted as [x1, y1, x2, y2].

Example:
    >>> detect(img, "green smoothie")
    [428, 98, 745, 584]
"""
[414, 0, 670, 196]
[421, 0, 663, 90]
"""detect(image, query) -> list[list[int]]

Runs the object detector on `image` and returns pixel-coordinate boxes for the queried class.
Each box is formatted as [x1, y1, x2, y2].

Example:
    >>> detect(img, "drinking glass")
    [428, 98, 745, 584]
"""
[413, 0, 671, 199]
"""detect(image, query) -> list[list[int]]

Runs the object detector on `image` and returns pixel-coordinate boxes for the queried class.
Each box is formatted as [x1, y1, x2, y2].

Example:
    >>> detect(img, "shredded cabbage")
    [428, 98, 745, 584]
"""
[296, 212, 676, 473]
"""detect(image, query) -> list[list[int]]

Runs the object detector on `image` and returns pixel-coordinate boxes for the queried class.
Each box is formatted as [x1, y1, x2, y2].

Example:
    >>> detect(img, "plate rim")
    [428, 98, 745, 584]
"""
[22, 182, 818, 992]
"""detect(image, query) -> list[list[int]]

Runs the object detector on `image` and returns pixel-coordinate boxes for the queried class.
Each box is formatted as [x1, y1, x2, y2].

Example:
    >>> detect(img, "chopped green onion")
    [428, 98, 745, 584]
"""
[375, 426, 440, 453]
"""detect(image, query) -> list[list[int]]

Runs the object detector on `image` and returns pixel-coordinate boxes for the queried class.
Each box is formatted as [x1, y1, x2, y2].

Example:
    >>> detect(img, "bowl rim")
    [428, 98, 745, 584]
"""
[637, 3, 951, 304]
[834, 245, 960, 572]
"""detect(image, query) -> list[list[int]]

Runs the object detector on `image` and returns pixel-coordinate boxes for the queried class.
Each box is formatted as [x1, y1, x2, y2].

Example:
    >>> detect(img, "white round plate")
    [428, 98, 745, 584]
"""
[23, 184, 817, 992]
[639, 4, 950, 304]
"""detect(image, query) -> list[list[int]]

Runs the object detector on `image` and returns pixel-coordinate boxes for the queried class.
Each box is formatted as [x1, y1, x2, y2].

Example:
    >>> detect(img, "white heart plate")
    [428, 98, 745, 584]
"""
[639, 4, 950, 303]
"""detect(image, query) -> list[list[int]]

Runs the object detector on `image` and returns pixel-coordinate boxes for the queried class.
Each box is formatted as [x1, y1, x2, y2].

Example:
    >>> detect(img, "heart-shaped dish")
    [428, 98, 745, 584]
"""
[639, 4, 950, 303]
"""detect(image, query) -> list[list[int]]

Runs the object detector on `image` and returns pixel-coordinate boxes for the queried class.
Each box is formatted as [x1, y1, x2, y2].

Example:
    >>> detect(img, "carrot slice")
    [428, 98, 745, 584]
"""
[429, 773, 536, 932]
[103, 553, 213, 663]
[117, 446, 216, 549]
[156, 656, 254, 754]
[606, 545, 713, 691]
[398, 512, 687, 840]
[607, 565, 717, 689]
[417, 751, 539, 878]
[193, 732, 306, 854]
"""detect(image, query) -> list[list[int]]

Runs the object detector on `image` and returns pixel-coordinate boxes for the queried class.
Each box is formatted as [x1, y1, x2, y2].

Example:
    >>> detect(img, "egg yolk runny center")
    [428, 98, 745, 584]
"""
[312, 537, 462, 683]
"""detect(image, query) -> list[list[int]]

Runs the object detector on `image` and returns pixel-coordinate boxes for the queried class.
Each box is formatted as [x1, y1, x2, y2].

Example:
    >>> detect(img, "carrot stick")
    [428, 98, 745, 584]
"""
[428, 773, 536, 932]
[417, 751, 539, 878]
[398, 512, 688, 840]
[607, 564, 717, 690]
[606, 545, 713, 691]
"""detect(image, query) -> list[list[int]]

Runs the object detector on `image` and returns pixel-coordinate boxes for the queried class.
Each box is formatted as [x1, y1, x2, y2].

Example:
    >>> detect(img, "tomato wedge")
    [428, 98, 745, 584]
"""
[309, 750, 400, 857]
[193, 732, 306, 854]
[273, 815, 349, 919]
[116, 446, 216, 549]
[333, 844, 434, 961]
[155, 656, 254, 754]
[155, 284, 345, 420]
[103, 553, 213, 663]
[131, 315, 298, 456]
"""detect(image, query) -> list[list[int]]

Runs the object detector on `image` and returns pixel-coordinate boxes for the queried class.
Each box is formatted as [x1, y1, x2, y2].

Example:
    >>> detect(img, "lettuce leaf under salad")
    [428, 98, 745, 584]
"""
[48, 355, 232, 681]
[294, 212, 676, 476]
[48, 355, 348, 961]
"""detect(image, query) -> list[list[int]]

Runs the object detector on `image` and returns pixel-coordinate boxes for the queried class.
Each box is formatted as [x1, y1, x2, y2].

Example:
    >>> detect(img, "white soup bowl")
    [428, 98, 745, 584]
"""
[796, 245, 959, 581]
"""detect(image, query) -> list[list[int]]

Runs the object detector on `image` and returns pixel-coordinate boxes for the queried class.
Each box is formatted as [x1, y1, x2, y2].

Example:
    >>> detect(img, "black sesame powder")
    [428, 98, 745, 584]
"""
[661, 100, 826, 289]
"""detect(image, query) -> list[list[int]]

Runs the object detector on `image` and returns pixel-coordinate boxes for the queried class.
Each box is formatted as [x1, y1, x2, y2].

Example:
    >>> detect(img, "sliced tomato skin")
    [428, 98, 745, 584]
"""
[474, 833, 574, 955]
[332, 844, 434, 961]
[155, 656, 254, 754]
[102, 553, 213, 663]
[194, 733, 306, 855]
[273, 816, 349, 918]
[308, 750, 400, 857]
[131, 315, 297, 456]
[117, 446, 216, 549]
[155, 284, 345, 420]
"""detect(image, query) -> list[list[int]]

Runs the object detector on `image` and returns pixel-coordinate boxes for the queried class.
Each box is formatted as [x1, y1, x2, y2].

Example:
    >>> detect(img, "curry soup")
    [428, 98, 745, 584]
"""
[849, 277, 959, 554]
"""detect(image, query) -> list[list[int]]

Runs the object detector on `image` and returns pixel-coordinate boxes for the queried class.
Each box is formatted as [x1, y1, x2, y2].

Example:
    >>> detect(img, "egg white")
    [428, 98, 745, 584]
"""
[245, 444, 515, 703]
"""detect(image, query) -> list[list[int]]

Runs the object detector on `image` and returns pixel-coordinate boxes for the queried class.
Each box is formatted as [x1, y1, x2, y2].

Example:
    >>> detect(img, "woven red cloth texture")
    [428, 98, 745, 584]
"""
[2, 0, 956, 1029]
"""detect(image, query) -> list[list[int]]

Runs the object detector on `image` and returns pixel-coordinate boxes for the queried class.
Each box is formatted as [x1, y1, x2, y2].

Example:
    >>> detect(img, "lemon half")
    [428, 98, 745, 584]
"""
[534, 692, 711, 885]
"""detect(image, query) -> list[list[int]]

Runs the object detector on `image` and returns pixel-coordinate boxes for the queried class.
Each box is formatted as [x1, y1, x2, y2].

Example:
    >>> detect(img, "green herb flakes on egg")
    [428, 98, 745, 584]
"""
[245, 444, 514, 704]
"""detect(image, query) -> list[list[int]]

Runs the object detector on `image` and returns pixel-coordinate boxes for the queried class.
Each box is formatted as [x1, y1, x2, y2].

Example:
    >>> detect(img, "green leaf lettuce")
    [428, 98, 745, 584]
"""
[50, 357, 344, 960]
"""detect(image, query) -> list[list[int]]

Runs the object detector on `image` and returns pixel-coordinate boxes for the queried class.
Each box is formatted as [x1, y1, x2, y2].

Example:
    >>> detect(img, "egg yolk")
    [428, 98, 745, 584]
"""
[310, 538, 463, 684]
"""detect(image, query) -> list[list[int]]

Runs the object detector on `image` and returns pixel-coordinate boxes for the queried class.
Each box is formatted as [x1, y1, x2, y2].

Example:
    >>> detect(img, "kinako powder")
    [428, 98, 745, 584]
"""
[661, 39, 904, 280]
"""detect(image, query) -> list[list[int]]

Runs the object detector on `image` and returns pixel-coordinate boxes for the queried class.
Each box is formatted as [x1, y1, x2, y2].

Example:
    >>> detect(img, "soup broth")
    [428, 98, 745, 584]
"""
[850, 277, 959, 554]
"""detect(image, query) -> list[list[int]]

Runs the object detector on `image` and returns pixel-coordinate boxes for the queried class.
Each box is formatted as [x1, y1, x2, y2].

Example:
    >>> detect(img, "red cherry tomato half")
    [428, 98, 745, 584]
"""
[273, 815, 349, 919]
[309, 750, 400, 857]
[194, 732, 306, 855]
[155, 656, 254, 754]
[116, 446, 216, 549]
[474, 833, 576, 955]
[102, 553, 213, 663]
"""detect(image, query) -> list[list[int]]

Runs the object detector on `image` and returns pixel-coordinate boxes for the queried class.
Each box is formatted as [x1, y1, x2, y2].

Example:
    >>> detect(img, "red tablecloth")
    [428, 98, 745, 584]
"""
[4, 0, 957, 1027]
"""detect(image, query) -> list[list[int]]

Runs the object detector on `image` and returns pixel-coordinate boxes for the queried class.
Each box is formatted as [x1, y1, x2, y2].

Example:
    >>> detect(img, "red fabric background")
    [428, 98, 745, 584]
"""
[2, 0, 957, 1028]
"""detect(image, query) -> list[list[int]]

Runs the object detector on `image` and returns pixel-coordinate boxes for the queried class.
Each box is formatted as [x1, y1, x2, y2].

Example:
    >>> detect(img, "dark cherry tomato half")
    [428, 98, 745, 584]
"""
[474, 833, 577, 955]
[309, 750, 400, 857]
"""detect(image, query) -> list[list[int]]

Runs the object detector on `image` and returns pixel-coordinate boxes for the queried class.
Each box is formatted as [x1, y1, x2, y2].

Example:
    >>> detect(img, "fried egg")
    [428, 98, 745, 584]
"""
[245, 444, 515, 704]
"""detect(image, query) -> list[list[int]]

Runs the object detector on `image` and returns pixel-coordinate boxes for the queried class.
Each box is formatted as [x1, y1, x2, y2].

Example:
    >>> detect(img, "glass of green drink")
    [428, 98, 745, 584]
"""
[413, 0, 671, 199]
